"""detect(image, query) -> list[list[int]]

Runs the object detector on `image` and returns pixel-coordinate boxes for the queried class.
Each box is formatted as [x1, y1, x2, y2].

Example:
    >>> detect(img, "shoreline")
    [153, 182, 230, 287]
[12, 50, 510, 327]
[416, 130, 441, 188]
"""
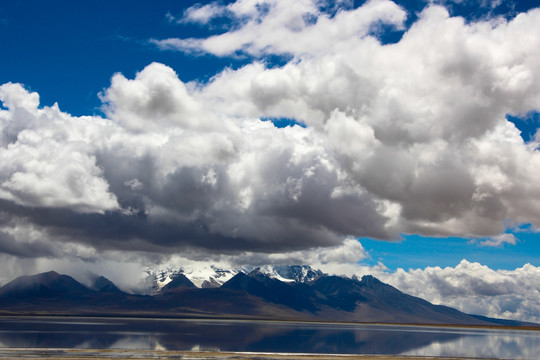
[0, 313, 539, 332]
[0, 348, 498, 360]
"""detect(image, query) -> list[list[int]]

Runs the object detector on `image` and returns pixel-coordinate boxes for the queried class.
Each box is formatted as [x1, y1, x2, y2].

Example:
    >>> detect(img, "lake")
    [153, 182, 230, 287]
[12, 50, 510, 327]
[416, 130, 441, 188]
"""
[0, 316, 539, 359]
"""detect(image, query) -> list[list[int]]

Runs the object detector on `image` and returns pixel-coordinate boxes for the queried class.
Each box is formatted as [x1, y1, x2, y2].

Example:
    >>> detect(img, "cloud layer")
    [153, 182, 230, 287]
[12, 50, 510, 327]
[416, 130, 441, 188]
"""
[0, 0, 539, 291]
[383, 260, 540, 323]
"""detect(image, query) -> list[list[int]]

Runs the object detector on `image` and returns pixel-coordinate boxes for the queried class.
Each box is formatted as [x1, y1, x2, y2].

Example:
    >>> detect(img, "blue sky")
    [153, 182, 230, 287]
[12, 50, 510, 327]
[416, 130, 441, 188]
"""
[3, 0, 538, 117]
[1, 0, 540, 303]
[363, 232, 540, 271]
[0, 0, 241, 116]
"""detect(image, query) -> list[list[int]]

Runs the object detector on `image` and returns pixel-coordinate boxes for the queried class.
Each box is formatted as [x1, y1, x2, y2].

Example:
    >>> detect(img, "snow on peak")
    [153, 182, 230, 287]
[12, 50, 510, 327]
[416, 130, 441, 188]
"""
[256, 265, 324, 283]
[145, 264, 325, 293]
[145, 264, 252, 292]
[180, 265, 251, 288]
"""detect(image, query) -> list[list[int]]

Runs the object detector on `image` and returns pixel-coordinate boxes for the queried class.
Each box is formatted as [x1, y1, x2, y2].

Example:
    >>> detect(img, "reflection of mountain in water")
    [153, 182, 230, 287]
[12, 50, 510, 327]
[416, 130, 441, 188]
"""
[0, 318, 124, 349]
[240, 326, 462, 355]
[404, 330, 540, 360]
[0, 317, 464, 355]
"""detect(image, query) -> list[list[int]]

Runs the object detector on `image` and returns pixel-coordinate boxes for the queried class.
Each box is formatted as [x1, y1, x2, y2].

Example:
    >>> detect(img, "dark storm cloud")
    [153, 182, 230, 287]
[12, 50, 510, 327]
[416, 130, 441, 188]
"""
[0, 230, 56, 258]
[0, 195, 346, 255]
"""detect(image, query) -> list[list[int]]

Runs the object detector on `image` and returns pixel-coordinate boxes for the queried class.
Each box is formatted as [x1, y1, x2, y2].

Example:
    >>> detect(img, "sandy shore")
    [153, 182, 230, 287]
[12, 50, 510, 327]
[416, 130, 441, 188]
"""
[0, 348, 497, 360]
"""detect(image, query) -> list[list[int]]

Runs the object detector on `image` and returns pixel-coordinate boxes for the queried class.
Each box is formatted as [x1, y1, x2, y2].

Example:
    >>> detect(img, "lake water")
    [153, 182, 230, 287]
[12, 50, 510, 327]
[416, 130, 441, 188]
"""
[0, 316, 539, 359]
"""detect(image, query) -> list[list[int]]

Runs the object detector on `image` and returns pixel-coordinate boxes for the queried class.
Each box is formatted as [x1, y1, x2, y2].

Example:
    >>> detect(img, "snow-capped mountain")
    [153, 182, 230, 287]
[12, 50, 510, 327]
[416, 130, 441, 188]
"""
[1, 270, 532, 327]
[179, 265, 251, 288]
[145, 265, 251, 292]
[144, 266, 181, 293]
[256, 265, 324, 283]
[145, 264, 324, 292]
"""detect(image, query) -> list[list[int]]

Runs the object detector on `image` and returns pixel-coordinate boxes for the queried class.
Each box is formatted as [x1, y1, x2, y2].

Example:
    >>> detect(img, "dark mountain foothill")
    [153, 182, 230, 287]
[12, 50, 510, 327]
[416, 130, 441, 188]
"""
[0, 271, 93, 299]
[0, 269, 536, 327]
[222, 271, 320, 312]
[161, 273, 196, 291]
[91, 276, 123, 293]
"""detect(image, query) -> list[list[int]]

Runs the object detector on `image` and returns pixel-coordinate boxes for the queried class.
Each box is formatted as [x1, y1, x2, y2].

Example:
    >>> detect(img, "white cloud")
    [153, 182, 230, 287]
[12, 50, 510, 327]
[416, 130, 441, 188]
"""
[382, 260, 540, 323]
[193, 3, 540, 239]
[274, 255, 540, 323]
[0, 64, 391, 258]
[1, 1, 540, 307]
[474, 233, 518, 247]
[154, 0, 406, 57]
[438, 0, 504, 11]
[227, 237, 369, 267]
[101, 63, 208, 133]
[178, 3, 227, 24]
[0, 83, 119, 213]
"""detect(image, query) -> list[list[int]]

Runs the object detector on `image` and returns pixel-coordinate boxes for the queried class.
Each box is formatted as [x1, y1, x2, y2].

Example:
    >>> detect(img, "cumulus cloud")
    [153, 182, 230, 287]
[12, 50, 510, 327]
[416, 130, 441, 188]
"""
[190, 2, 540, 238]
[310, 256, 540, 323]
[383, 260, 540, 323]
[101, 63, 209, 132]
[0, 0, 540, 283]
[0, 83, 119, 213]
[0, 65, 389, 261]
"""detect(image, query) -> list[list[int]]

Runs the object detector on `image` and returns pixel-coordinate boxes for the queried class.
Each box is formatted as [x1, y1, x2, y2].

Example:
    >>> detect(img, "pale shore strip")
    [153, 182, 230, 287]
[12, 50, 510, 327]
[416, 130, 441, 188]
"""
[0, 348, 497, 360]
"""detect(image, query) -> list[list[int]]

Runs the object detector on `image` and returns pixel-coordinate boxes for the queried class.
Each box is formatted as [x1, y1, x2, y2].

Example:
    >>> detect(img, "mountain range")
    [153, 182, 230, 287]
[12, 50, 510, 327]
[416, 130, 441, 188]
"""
[145, 264, 323, 292]
[0, 266, 534, 327]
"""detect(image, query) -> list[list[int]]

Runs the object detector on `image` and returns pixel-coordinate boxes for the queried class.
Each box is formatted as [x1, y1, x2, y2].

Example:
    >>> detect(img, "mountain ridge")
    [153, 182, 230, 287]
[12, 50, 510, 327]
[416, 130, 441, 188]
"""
[0, 271, 94, 299]
[0, 269, 537, 328]
[144, 264, 323, 292]
[91, 276, 123, 293]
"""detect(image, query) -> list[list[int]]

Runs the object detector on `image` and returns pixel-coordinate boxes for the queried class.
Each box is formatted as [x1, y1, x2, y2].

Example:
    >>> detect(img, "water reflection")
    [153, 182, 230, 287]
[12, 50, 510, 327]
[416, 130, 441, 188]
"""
[404, 329, 540, 360]
[0, 317, 538, 359]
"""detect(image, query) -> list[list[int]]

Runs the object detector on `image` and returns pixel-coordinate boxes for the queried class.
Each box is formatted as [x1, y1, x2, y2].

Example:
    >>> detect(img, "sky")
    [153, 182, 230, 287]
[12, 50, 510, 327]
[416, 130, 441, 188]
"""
[1, 0, 540, 322]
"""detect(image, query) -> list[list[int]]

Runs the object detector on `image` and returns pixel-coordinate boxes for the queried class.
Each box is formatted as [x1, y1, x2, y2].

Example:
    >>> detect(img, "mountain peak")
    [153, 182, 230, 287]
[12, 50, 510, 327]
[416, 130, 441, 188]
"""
[146, 264, 246, 291]
[252, 265, 324, 283]
[358, 274, 403, 297]
[35, 271, 61, 282]
[41, 270, 60, 276]
[221, 272, 256, 290]
[0, 271, 92, 298]
[360, 274, 382, 285]
[0, 269, 529, 327]
[144, 264, 324, 292]
[162, 273, 196, 291]
[92, 276, 122, 293]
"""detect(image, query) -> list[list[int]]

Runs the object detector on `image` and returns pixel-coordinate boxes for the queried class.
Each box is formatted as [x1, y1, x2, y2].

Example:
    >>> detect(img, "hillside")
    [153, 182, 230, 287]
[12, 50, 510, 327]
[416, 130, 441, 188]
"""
[0, 269, 536, 327]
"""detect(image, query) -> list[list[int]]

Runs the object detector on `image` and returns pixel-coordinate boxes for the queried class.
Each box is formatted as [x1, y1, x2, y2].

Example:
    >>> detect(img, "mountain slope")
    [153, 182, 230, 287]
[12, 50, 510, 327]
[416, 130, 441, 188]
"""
[221, 271, 319, 312]
[219, 272, 495, 325]
[311, 275, 492, 325]
[92, 276, 123, 293]
[0, 271, 94, 299]
[0, 270, 535, 327]
[162, 274, 196, 291]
